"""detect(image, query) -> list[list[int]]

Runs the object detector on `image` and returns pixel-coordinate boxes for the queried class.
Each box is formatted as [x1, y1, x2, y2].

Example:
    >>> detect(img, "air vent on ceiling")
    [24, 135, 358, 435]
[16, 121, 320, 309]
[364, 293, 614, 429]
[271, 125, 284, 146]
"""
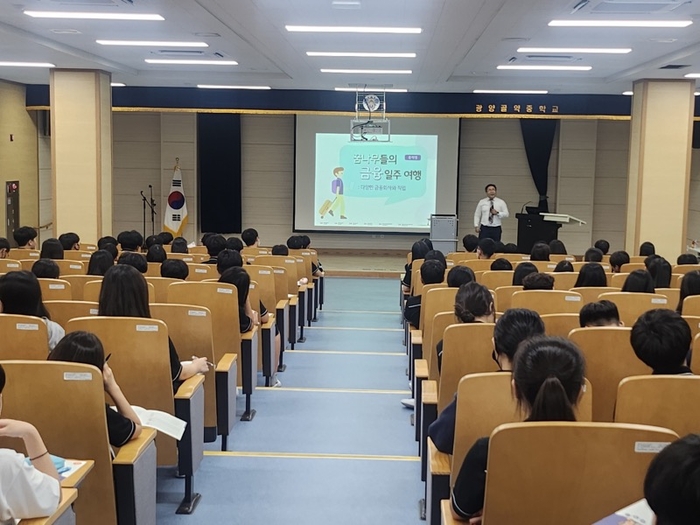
[525, 54, 577, 62]
[577, 0, 689, 14]
[347, 83, 394, 88]
[51, 29, 81, 34]
[659, 64, 690, 69]
[49, 0, 120, 4]
[154, 50, 206, 56]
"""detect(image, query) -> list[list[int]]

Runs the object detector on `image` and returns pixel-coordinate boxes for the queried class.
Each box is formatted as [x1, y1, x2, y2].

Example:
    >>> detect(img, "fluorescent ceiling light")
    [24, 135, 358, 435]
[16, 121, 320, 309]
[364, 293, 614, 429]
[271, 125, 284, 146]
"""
[97, 40, 208, 47]
[145, 59, 237, 65]
[0, 61, 55, 67]
[473, 89, 548, 94]
[111, 82, 126, 87]
[497, 65, 591, 71]
[286, 25, 421, 34]
[197, 84, 271, 90]
[685, 73, 700, 78]
[307, 52, 416, 58]
[623, 91, 633, 95]
[549, 19, 692, 28]
[517, 47, 631, 54]
[335, 87, 408, 92]
[696, 92, 700, 96]
[321, 68, 411, 74]
[24, 10, 164, 21]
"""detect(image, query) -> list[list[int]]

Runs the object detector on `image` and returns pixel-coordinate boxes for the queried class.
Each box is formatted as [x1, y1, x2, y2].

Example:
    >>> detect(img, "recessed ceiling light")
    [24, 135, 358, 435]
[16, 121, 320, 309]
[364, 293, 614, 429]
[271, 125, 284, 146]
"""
[111, 82, 126, 87]
[517, 47, 631, 54]
[623, 91, 633, 95]
[197, 84, 271, 90]
[497, 65, 591, 71]
[321, 68, 411, 74]
[549, 20, 692, 28]
[334, 87, 408, 92]
[24, 11, 164, 21]
[145, 59, 237, 65]
[307, 52, 416, 58]
[685, 73, 700, 78]
[0, 61, 55, 67]
[473, 89, 549, 94]
[97, 40, 208, 47]
[286, 25, 421, 34]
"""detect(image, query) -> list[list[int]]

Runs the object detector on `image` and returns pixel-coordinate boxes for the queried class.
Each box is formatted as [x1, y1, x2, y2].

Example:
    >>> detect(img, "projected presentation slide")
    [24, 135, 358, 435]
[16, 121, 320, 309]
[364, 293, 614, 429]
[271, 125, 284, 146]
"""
[314, 134, 438, 231]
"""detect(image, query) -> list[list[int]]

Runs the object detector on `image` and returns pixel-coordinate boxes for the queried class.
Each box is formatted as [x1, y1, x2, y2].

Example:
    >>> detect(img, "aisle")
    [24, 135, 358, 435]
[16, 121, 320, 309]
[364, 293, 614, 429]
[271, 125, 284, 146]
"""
[156, 277, 424, 524]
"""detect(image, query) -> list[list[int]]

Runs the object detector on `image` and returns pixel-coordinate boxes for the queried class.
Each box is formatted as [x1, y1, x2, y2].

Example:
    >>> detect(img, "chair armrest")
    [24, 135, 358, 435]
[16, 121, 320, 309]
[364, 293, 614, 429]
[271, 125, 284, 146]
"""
[215, 352, 237, 373]
[19, 488, 78, 525]
[411, 330, 423, 346]
[289, 296, 298, 307]
[59, 459, 94, 488]
[428, 438, 451, 476]
[440, 500, 461, 524]
[262, 317, 275, 330]
[276, 299, 289, 310]
[422, 379, 438, 405]
[113, 428, 158, 465]
[174, 374, 205, 400]
[415, 359, 429, 379]
[241, 325, 258, 342]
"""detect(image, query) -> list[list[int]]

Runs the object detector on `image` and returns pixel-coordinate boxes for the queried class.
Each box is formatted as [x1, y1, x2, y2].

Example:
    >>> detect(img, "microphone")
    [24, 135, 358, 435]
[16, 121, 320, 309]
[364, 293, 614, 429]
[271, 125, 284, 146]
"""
[521, 201, 534, 214]
[148, 184, 153, 188]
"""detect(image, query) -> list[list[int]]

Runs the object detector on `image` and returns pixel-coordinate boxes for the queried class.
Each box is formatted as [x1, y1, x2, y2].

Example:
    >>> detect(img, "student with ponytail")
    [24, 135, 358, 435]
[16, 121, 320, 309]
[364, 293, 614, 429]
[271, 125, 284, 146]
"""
[451, 336, 586, 521]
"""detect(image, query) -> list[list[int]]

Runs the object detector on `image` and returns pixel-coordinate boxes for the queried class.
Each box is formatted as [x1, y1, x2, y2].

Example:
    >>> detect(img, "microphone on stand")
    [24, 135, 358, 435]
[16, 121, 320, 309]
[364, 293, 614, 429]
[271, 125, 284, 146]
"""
[520, 201, 535, 214]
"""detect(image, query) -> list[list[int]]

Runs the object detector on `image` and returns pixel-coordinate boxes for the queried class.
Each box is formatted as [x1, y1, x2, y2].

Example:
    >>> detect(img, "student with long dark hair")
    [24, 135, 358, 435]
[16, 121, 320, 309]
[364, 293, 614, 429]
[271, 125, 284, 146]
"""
[677, 270, 700, 313]
[530, 243, 550, 262]
[548, 239, 567, 255]
[86, 249, 114, 276]
[648, 256, 672, 289]
[512, 262, 537, 286]
[31, 259, 59, 279]
[39, 239, 63, 260]
[573, 263, 607, 288]
[451, 336, 586, 520]
[553, 261, 573, 273]
[402, 240, 431, 293]
[622, 269, 655, 293]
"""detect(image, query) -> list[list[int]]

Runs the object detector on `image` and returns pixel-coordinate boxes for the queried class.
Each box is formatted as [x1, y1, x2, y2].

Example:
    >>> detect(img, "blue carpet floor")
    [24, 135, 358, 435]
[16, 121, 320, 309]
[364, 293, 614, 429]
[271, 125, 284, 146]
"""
[156, 277, 424, 524]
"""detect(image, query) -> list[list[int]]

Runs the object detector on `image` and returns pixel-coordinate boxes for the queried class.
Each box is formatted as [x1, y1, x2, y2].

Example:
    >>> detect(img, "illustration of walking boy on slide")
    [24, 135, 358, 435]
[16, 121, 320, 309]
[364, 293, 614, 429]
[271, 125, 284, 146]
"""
[319, 167, 347, 220]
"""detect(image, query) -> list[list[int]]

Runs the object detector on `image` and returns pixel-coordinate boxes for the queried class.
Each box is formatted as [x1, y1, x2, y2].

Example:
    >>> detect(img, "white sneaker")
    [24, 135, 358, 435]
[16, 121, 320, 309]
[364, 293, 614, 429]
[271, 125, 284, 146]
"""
[272, 377, 282, 388]
[408, 380, 412, 390]
[401, 398, 415, 409]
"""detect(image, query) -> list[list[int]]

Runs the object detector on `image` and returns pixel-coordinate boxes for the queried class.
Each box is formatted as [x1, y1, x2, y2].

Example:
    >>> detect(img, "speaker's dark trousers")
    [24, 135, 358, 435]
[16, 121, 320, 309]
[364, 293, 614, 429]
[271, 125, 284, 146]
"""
[479, 225, 502, 242]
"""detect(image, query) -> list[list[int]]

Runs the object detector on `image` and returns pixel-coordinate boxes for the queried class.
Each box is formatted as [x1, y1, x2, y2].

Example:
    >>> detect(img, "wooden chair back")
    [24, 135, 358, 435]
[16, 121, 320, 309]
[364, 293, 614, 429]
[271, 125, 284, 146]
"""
[145, 277, 180, 303]
[570, 286, 617, 305]
[682, 296, 700, 317]
[493, 286, 522, 312]
[655, 287, 680, 309]
[188, 246, 208, 255]
[53, 260, 85, 276]
[525, 260, 558, 272]
[245, 265, 278, 311]
[418, 284, 447, 330]
[62, 275, 102, 301]
[619, 262, 647, 273]
[254, 256, 299, 295]
[10, 248, 40, 259]
[0, 314, 50, 359]
[44, 301, 99, 329]
[598, 292, 671, 326]
[0, 259, 23, 273]
[426, 312, 458, 381]
[541, 313, 580, 338]
[549, 254, 575, 262]
[63, 251, 93, 262]
[186, 263, 217, 281]
[145, 262, 161, 277]
[422, 288, 458, 360]
[572, 261, 612, 272]
[672, 264, 700, 275]
[628, 256, 647, 264]
[497, 254, 530, 263]
[569, 327, 650, 421]
[672, 273, 684, 288]
[478, 271, 514, 290]
[446, 252, 477, 263]
[38, 278, 72, 301]
[549, 272, 577, 290]
[684, 316, 700, 342]
[463, 259, 497, 272]
[83, 279, 155, 303]
[19, 259, 35, 271]
[167, 252, 197, 263]
[271, 267, 290, 302]
[288, 249, 314, 281]
[511, 290, 583, 314]
[481, 422, 678, 523]
[691, 333, 700, 375]
[610, 272, 630, 288]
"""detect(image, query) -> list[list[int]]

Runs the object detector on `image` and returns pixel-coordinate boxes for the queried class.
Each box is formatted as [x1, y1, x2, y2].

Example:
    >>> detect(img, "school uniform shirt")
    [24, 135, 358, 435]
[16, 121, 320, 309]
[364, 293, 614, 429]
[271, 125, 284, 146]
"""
[106, 405, 137, 448]
[428, 394, 458, 454]
[451, 437, 489, 520]
[473, 197, 509, 228]
[42, 318, 65, 352]
[402, 263, 413, 288]
[403, 295, 421, 329]
[652, 365, 693, 375]
[0, 448, 60, 524]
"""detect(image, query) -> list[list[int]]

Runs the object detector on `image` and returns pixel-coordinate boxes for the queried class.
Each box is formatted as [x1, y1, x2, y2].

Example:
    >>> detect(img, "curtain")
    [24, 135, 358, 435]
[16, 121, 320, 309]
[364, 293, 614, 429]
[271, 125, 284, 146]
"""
[519, 119, 558, 213]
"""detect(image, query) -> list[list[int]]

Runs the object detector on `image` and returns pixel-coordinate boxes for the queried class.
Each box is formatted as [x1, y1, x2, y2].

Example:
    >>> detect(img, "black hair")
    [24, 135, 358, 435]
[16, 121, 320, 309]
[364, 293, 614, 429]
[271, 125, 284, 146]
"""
[87, 250, 114, 276]
[677, 254, 699, 265]
[0, 271, 50, 318]
[644, 254, 660, 270]
[40, 238, 64, 260]
[484, 184, 497, 192]
[573, 263, 607, 288]
[631, 309, 691, 373]
[102, 243, 118, 261]
[97, 236, 118, 250]
[639, 241, 656, 257]
[271, 244, 289, 256]
[424, 249, 446, 268]
[548, 239, 567, 255]
[648, 257, 672, 289]
[493, 241, 504, 254]
[420, 259, 445, 285]
[217, 249, 243, 275]
[446, 265, 475, 288]
[146, 244, 167, 263]
[117, 252, 147, 274]
[160, 259, 189, 280]
[205, 234, 227, 258]
[99, 264, 150, 318]
[584, 247, 603, 263]
[201, 232, 215, 246]
[241, 229, 259, 247]
[420, 238, 434, 251]
[530, 243, 551, 262]
[645, 434, 700, 525]
[553, 261, 574, 273]
[158, 232, 174, 245]
[300, 235, 311, 249]
[0, 237, 10, 253]
[49, 331, 105, 372]
[610, 250, 630, 272]
[32, 259, 60, 279]
[512, 336, 585, 422]
[593, 239, 610, 255]
[0, 363, 5, 393]
[454, 282, 493, 323]
[145, 235, 162, 249]
[522, 272, 555, 290]
[171, 237, 189, 254]
[513, 262, 537, 286]
[490, 258, 513, 271]
[219, 266, 250, 307]
[502, 243, 518, 254]
[58, 232, 80, 251]
[493, 309, 545, 362]
[579, 300, 620, 327]
[13, 226, 37, 247]
[462, 234, 479, 252]
[410, 240, 430, 263]
[622, 269, 655, 293]
[478, 238, 496, 259]
[117, 230, 143, 252]
[677, 271, 700, 313]
[226, 237, 244, 252]
[286, 235, 303, 250]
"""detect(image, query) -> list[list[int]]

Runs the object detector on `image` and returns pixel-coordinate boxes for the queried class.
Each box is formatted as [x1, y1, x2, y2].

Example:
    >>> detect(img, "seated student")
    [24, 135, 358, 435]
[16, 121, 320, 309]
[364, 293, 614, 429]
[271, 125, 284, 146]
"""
[648, 256, 672, 288]
[48, 331, 143, 448]
[424, 249, 447, 269]
[158, 232, 174, 246]
[0, 271, 64, 350]
[584, 247, 604, 263]
[677, 253, 699, 265]
[493, 241, 505, 254]
[402, 240, 430, 293]
[553, 260, 573, 273]
[97, 236, 117, 250]
[0, 363, 61, 522]
[146, 244, 167, 263]
[200, 232, 215, 247]
[87, 249, 114, 276]
[421, 238, 434, 251]
[300, 235, 324, 277]
[631, 309, 692, 375]
[13, 226, 38, 250]
[447, 265, 476, 288]
[271, 244, 289, 256]
[117, 252, 147, 274]
[31, 259, 60, 279]
[462, 234, 479, 253]
[644, 434, 700, 524]
[144, 235, 162, 249]
[677, 270, 700, 313]
[403, 260, 445, 330]
[0, 237, 9, 258]
[241, 228, 259, 248]
[286, 235, 302, 252]
[639, 241, 656, 257]
[429, 308, 544, 454]
[548, 239, 567, 255]
[102, 243, 118, 262]
[594, 239, 610, 256]
[512, 262, 537, 286]
[203, 234, 227, 264]
[216, 249, 243, 275]
[502, 243, 518, 254]
[622, 269, 655, 293]
[160, 259, 189, 280]
[476, 238, 496, 260]
[573, 263, 607, 288]
[58, 232, 80, 251]
[579, 300, 622, 327]
[610, 250, 630, 273]
[643, 253, 660, 269]
[522, 272, 555, 291]
[40, 239, 64, 260]
[530, 242, 550, 261]
[225, 237, 244, 252]
[99, 265, 208, 391]
[171, 237, 189, 254]
[451, 336, 585, 520]
[116, 230, 143, 253]
[490, 258, 512, 271]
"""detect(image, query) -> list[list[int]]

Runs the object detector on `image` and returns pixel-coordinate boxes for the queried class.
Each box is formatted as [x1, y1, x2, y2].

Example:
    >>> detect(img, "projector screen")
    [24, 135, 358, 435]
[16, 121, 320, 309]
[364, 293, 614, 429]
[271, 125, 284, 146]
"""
[294, 115, 459, 233]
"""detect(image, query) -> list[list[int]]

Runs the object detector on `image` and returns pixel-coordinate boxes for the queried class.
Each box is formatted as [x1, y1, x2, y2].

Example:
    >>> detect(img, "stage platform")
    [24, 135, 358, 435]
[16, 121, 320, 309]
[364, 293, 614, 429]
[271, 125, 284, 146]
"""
[317, 250, 405, 278]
